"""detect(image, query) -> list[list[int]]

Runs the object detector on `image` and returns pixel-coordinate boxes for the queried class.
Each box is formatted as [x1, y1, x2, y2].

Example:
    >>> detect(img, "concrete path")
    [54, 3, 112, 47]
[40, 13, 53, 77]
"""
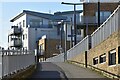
[29, 62, 67, 80]
[53, 62, 107, 78]
[29, 62, 110, 80]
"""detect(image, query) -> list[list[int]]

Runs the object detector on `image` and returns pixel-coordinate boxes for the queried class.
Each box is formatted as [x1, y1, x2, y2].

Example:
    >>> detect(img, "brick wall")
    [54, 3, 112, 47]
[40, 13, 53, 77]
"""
[39, 39, 70, 58]
[83, 3, 119, 16]
[70, 30, 120, 76]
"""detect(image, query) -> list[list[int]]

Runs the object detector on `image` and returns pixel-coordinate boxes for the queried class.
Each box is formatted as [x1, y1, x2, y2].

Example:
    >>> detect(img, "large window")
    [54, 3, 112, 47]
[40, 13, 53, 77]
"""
[100, 53, 106, 63]
[109, 49, 116, 66]
[93, 57, 98, 65]
[96, 11, 111, 23]
[30, 19, 43, 28]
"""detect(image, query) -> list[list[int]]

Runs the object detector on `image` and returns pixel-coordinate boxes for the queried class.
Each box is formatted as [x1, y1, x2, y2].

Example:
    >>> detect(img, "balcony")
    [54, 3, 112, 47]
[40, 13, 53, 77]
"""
[78, 16, 109, 25]
[9, 26, 22, 35]
[9, 38, 22, 47]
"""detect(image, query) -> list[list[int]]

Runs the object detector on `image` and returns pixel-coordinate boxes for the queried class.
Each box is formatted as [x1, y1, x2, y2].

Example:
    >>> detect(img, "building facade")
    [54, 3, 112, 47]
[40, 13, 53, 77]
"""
[38, 35, 70, 59]
[8, 10, 66, 51]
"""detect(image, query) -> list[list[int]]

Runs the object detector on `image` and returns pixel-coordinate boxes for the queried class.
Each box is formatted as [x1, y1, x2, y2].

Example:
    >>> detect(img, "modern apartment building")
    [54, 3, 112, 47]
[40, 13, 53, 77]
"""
[8, 10, 67, 51]
[80, 1, 119, 36]
[54, 2, 118, 47]
[54, 10, 84, 47]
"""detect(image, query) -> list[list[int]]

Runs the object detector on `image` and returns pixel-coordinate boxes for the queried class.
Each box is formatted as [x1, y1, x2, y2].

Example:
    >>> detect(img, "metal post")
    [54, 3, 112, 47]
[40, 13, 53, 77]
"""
[86, 17, 88, 35]
[70, 18, 73, 48]
[60, 22, 63, 48]
[64, 23, 67, 61]
[74, 4, 77, 45]
[98, 1, 100, 27]
[85, 51, 87, 68]
[61, 2, 83, 45]
[2, 48, 4, 79]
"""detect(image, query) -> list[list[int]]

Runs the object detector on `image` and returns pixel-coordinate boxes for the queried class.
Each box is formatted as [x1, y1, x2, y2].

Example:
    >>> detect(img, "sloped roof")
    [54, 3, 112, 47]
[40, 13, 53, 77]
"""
[54, 10, 83, 15]
[10, 10, 67, 22]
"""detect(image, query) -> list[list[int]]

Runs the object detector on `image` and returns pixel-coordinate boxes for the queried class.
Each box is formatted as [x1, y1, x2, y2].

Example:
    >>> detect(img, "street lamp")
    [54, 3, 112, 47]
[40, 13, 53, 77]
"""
[58, 20, 70, 62]
[98, 0, 100, 27]
[61, 2, 83, 45]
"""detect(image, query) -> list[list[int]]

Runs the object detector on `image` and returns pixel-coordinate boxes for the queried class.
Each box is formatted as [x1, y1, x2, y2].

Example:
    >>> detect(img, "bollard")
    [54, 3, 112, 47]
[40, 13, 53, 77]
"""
[85, 51, 87, 68]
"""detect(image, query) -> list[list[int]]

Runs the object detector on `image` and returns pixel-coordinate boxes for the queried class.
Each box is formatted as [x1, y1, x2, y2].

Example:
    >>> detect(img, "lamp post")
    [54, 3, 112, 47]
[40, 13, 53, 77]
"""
[61, 2, 82, 45]
[58, 20, 70, 62]
[98, 0, 100, 27]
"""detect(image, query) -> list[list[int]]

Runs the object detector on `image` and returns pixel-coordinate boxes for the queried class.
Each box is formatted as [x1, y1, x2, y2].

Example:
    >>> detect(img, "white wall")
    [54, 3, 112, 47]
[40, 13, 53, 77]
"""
[28, 28, 60, 50]
[12, 14, 26, 28]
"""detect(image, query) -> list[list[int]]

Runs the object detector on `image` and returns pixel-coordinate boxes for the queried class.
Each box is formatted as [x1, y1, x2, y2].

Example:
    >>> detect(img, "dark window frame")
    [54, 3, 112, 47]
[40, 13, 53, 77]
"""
[109, 49, 116, 66]
[99, 53, 106, 63]
[23, 20, 25, 27]
[93, 57, 98, 65]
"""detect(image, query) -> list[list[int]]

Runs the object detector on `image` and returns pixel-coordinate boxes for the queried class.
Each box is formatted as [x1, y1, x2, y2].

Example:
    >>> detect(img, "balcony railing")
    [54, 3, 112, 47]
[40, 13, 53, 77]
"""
[78, 16, 109, 25]
[9, 26, 22, 35]
[9, 39, 22, 47]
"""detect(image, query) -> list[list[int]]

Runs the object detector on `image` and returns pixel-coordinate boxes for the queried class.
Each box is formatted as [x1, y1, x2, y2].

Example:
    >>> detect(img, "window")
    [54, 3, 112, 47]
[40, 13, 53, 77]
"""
[109, 49, 116, 65]
[29, 19, 43, 28]
[57, 26, 60, 35]
[23, 35, 24, 40]
[25, 34, 27, 39]
[93, 57, 98, 65]
[96, 11, 111, 23]
[77, 29, 81, 35]
[100, 53, 106, 63]
[39, 44, 44, 55]
[48, 20, 53, 28]
[19, 22, 22, 28]
[118, 46, 120, 64]
[23, 20, 25, 27]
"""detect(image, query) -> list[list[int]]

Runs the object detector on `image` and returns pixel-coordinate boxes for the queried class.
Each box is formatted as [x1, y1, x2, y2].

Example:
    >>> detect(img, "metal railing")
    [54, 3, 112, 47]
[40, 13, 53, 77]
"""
[46, 5, 120, 62]
[67, 35, 91, 60]
[9, 39, 22, 47]
[79, 16, 109, 25]
[91, 5, 120, 48]
[0, 49, 35, 79]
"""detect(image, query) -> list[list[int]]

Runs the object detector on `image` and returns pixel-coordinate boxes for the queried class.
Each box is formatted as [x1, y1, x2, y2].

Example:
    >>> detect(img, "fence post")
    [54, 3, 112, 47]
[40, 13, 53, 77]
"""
[85, 51, 87, 68]
[2, 48, 4, 79]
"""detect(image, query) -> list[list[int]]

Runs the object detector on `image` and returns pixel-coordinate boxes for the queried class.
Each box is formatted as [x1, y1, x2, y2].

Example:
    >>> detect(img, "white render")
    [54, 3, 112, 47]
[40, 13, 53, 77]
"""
[8, 12, 61, 51]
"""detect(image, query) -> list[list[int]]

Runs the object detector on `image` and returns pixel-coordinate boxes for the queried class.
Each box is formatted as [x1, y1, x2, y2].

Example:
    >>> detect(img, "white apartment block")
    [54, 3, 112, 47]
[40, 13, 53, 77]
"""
[8, 10, 67, 51]
[8, 10, 83, 51]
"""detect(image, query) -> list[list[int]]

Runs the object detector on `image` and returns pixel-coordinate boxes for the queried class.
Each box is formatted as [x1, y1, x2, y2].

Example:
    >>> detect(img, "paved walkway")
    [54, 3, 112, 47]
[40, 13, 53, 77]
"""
[29, 62, 110, 80]
[29, 62, 67, 80]
[53, 62, 107, 78]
